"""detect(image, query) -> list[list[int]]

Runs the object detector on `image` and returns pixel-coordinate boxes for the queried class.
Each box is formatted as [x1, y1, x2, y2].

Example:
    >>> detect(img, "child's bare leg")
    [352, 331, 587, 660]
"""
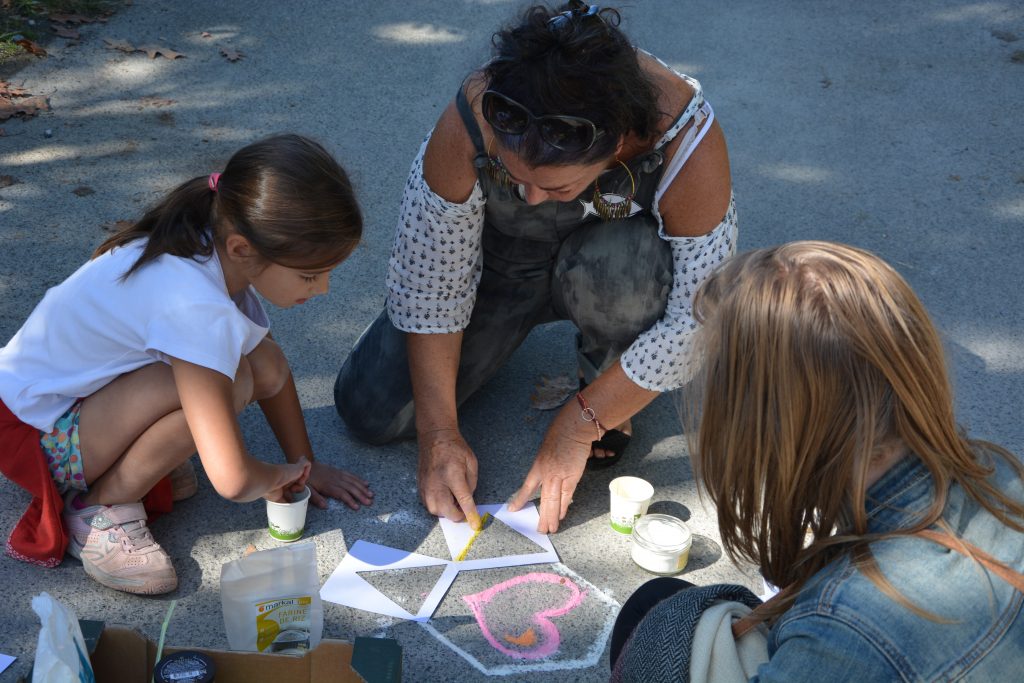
[78, 359, 254, 506]
[246, 337, 290, 401]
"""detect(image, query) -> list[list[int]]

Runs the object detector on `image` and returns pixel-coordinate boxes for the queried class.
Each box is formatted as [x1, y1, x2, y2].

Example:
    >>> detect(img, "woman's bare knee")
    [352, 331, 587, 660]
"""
[248, 338, 290, 401]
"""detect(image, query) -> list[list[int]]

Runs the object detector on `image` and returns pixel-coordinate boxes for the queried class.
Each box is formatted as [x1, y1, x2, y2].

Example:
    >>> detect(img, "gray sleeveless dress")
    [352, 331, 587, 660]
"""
[336, 88, 702, 444]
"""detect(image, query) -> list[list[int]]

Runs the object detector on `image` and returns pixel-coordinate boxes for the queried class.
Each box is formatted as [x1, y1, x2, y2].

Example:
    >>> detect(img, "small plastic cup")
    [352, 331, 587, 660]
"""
[608, 476, 654, 534]
[266, 486, 310, 542]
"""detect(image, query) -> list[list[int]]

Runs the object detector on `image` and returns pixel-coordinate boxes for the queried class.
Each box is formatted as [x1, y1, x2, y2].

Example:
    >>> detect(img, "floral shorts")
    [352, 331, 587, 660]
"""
[39, 399, 87, 494]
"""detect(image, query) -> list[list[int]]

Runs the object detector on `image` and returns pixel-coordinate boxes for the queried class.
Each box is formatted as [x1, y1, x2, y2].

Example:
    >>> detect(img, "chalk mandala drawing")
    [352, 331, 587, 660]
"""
[420, 563, 620, 676]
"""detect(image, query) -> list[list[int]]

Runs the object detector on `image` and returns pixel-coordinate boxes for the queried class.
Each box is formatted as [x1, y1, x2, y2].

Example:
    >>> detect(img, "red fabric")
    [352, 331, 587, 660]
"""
[0, 398, 173, 567]
[0, 399, 67, 567]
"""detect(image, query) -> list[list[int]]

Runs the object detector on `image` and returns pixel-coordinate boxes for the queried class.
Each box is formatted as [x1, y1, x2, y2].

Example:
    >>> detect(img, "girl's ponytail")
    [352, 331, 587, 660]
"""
[93, 176, 217, 278]
[94, 134, 361, 278]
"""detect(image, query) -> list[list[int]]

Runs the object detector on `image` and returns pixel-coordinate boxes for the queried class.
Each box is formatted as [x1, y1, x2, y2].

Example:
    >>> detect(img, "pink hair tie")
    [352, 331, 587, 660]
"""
[208, 172, 222, 192]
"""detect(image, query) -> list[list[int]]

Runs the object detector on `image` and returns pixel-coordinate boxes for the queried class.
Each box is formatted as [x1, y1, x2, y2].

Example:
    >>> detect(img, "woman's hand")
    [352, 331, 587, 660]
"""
[418, 428, 481, 529]
[307, 461, 374, 510]
[508, 411, 592, 534]
[263, 457, 311, 503]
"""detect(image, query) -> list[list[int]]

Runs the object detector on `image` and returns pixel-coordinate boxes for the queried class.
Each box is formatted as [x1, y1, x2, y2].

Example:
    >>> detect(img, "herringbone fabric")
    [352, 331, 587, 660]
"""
[611, 583, 762, 683]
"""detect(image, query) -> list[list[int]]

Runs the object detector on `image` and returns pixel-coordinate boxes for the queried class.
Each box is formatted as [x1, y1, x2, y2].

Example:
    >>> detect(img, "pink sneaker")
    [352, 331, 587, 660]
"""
[62, 494, 177, 595]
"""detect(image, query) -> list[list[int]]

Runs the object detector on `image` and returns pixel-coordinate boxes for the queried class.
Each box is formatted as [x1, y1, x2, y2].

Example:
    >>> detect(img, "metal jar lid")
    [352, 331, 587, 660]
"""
[154, 651, 216, 683]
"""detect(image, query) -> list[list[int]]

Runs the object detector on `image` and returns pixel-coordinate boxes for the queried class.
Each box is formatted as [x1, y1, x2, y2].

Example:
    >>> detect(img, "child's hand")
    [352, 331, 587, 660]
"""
[307, 461, 374, 510]
[264, 457, 311, 503]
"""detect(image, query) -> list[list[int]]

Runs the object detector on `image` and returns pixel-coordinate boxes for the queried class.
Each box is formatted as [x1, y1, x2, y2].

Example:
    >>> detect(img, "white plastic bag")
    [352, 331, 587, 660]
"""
[31, 592, 96, 683]
[220, 542, 323, 654]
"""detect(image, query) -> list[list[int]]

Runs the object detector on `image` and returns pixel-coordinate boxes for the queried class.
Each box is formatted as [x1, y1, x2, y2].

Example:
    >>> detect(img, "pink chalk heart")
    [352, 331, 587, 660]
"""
[463, 572, 588, 660]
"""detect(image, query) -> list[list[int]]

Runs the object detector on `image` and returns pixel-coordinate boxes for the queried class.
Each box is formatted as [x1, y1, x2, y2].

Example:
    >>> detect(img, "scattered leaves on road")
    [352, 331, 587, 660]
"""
[220, 46, 244, 62]
[530, 374, 578, 410]
[72, 186, 95, 197]
[0, 175, 19, 188]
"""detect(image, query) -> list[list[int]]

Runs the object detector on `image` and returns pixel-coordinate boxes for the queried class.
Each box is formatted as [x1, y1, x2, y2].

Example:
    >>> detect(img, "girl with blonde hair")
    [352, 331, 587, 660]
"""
[612, 241, 1024, 681]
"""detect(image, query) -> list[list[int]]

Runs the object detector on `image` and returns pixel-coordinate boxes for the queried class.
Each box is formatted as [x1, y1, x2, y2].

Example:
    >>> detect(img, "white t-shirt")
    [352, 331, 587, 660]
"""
[0, 240, 269, 431]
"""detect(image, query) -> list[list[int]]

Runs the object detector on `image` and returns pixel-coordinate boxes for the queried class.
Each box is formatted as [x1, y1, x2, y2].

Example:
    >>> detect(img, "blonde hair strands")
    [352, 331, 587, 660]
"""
[688, 241, 1024, 620]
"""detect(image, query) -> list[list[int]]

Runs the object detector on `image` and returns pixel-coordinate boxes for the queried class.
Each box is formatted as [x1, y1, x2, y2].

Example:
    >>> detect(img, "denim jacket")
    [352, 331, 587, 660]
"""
[754, 452, 1024, 682]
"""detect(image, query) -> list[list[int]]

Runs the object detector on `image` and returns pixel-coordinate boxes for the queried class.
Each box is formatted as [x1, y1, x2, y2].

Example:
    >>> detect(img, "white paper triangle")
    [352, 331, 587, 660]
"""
[319, 541, 457, 622]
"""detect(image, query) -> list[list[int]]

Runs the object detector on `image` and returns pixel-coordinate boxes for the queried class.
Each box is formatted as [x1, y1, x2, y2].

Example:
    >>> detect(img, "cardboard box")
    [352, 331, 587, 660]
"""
[87, 624, 401, 683]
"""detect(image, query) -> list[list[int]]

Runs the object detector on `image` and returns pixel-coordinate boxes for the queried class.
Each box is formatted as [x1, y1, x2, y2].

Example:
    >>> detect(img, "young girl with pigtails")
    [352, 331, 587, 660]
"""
[0, 133, 373, 595]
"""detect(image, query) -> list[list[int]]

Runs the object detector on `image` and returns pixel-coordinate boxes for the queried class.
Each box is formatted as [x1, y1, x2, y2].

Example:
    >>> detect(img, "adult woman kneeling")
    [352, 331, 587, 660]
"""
[335, 2, 736, 532]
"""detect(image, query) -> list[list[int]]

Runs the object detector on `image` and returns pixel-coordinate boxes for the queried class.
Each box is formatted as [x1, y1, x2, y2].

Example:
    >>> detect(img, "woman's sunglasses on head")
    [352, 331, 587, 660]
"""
[547, 1, 602, 31]
[482, 90, 602, 153]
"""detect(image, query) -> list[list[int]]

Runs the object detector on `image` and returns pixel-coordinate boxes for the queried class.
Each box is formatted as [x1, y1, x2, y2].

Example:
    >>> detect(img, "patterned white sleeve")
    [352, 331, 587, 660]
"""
[619, 195, 738, 391]
[385, 136, 487, 333]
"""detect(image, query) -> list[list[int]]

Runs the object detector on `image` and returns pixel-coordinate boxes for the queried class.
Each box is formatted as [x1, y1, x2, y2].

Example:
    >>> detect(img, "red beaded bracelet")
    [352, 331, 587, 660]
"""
[576, 392, 606, 440]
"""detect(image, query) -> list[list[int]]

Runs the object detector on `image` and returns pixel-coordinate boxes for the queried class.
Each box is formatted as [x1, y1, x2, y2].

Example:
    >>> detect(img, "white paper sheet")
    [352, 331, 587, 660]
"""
[439, 503, 559, 570]
[320, 503, 559, 621]
[0, 654, 15, 675]
[319, 541, 457, 622]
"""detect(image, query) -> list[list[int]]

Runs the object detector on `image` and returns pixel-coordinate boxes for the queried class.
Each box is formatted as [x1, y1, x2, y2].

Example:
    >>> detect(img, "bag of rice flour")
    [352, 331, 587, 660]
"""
[221, 542, 323, 654]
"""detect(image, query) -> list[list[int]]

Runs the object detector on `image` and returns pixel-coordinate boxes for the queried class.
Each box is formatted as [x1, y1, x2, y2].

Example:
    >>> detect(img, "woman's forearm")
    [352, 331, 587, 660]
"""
[407, 331, 465, 435]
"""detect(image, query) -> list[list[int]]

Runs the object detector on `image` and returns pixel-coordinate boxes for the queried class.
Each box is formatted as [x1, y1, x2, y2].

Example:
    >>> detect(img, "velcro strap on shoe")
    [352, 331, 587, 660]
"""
[90, 503, 148, 530]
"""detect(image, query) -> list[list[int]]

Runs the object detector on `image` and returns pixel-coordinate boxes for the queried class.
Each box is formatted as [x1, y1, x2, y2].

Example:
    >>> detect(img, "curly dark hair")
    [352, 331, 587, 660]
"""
[483, 2, 661, 167]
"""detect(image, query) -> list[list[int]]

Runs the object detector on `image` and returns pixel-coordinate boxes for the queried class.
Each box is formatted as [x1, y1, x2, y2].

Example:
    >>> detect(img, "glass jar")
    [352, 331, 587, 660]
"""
[630, 514, 692, 575]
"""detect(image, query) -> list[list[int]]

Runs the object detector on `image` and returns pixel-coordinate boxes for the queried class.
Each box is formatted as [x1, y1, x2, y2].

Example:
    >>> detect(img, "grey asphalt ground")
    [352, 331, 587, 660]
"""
[1, 1, 1022, 680]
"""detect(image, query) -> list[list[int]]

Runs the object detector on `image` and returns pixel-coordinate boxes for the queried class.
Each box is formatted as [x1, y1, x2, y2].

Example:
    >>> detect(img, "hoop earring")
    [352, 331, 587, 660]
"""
[484, 136, 514, 190]
[592, 159, 636, 220]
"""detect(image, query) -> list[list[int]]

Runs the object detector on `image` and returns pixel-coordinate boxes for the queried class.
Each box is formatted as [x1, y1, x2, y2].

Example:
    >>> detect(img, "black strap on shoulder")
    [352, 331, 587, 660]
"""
[455, 86, 486, 155]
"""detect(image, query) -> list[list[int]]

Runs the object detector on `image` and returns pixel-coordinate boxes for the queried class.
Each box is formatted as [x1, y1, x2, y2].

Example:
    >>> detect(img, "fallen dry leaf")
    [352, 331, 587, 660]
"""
[0, 96, 50, 121]
[139, 44, 185, 60]
[53, 26, 81, 40]
[138, 96, 175, 108]
[530, 374, 578, 410]
[0, 82, 30, 98]
[72, 185, 95, 197]
[244, 544, 258, 557]
[0, 175, 18, 188]
[50, 13, 97, 25]
[220, 46, 244, 62]
[101, 219, 134, 232]
[103, 38, 185, 60]
[15, 38, 47, 57]
[103, 37, 136, 53]
[200, 31, 212, 39]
